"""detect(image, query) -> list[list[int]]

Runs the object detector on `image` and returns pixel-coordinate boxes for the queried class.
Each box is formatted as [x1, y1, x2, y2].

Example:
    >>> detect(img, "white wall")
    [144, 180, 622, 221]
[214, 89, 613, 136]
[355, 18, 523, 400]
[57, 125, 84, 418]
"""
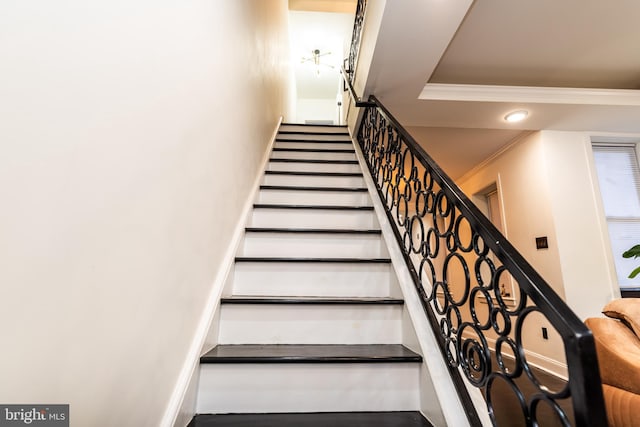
[0, 1, 291, 426]
[539, 131, 620, 319]
[296, 98, 338, 124]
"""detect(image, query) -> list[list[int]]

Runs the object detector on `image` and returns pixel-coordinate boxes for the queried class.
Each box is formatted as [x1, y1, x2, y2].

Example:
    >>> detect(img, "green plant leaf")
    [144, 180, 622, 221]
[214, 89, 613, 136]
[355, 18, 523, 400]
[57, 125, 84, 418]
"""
[630, 266, 640, 279]
[623, 245, 640, 259]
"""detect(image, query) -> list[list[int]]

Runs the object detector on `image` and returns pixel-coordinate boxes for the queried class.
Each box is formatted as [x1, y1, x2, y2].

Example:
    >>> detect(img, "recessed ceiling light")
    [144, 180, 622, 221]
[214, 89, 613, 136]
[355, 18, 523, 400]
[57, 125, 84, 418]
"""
[504, 110, 528, 123]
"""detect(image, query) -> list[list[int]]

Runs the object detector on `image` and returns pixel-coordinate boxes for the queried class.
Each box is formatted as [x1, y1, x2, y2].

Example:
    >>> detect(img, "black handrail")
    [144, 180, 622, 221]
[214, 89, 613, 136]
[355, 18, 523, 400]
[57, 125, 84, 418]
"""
[341, 0, 374, 108]
[360, 97, 606, 425]
[342, 2, 607, 425]
[340, 65, 374, 108]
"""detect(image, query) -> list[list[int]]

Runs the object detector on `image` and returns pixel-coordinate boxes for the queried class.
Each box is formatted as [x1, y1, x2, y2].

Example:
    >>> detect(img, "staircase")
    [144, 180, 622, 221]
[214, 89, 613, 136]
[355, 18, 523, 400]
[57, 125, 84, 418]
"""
[188, 124, 433, 427]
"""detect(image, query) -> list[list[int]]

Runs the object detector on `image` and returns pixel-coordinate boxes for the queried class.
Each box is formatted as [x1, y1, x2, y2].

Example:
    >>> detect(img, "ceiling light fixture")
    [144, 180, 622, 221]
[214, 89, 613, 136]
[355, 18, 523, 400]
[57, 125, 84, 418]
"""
[301, 49, 333, 76]
[504, 110, 528, 123]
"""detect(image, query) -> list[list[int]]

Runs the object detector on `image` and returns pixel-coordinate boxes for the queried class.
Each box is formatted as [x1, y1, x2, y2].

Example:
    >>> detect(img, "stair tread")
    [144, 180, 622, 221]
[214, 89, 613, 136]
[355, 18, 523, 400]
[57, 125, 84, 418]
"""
[253, 204, 373, 210]
[260, 185, 367, 192]
[281, 123, 348, 128]
[264, 171, 363, 177]
[221, 296, 403, 305]
[275, 139, 352, 143]
[270, 158, 358, 164]
[279, 131, 350, 136]
[189, 411, 432, 427]
[235, 257, 391, 263]
[200, 344, 421, 364]
[273, 147, 355, 153]
[245, 227, 381, 234]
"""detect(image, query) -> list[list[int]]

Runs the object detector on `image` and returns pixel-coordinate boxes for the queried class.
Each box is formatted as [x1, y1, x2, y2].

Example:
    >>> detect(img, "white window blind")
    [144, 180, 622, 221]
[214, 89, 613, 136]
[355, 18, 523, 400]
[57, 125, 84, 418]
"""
[592, 144, 640, 288]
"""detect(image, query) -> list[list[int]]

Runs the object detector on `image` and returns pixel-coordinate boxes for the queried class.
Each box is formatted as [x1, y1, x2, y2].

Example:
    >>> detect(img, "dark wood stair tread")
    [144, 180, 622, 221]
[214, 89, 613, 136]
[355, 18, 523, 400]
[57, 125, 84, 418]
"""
[264, 171, 363, 177]
[278, 130, 350, 135]
[221, 296, 403, 305]
[189, 411, 432, 427]
[259, 185, 367, 192]
[275, 139, 352, 143]
[200, 344, 421, 364]
[281, 123, 347, 128]
[245, 228, 381, 234]
[269, 158, 358, 164]
[235, 257, 391, 263]
[273, 147, 355, 153]
[253, 204, 373, 210]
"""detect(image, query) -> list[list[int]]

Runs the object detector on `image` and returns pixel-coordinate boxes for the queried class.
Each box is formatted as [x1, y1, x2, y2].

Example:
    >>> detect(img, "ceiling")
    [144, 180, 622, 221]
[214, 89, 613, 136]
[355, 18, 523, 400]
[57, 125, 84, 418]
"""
[289, 0, 356, 14]
[404, 127, 525, 180]
[359, 0, 640, 178]
[430, 0, 640, 89]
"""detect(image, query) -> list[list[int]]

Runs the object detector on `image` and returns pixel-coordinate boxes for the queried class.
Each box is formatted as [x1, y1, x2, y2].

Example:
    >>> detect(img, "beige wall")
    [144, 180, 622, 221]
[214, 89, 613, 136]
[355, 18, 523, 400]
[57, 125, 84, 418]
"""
[458, 132, 568, 374]
[460, 130, 621, 320]
[0, 1, 291, 426]
[459, 132, 566, 299]
[458, 130, 625, 375]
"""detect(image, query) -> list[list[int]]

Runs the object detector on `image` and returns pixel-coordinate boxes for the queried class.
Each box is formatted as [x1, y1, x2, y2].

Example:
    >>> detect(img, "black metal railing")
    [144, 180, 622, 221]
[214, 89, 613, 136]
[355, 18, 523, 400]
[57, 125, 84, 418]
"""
[342, 2, 607, 425]
[355, 100, 606, 426]
[344, 0, 367, 90]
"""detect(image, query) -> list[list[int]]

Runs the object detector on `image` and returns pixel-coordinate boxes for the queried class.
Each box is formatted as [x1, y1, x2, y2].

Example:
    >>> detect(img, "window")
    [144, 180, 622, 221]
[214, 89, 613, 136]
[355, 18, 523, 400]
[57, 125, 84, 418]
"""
[592, 144, 640, 289]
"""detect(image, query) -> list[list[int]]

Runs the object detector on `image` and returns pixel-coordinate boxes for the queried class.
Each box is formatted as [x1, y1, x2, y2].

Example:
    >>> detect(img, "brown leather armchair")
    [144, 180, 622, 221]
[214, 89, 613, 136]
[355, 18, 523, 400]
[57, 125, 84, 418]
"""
[586, 299, 640, 427]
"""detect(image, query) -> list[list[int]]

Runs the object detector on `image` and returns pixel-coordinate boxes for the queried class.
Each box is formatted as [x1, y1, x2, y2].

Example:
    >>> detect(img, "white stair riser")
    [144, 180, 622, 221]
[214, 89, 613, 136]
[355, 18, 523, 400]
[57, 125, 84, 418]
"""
[196, 363, 420, 413]
[271, 151, 356, 161]
[277, 134, 351, 141]
[275, 141, 353, 150]
[267, 161, 361, 174]
[250, 209, 378, 229]
[232, 262, 395, 297]
[239, 233, 388, 258]
[257, 189, 370, 205]
[263, 174, 365, 187]
[218, 305, 402, 344]
[280, 125, 349, 134]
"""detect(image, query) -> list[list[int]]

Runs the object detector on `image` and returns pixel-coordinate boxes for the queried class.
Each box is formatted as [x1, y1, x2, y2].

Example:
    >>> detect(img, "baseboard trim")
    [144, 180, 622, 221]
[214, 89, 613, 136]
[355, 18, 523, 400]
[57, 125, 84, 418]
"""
[160, 117, 283, 427]
[460, 330, 568, 380]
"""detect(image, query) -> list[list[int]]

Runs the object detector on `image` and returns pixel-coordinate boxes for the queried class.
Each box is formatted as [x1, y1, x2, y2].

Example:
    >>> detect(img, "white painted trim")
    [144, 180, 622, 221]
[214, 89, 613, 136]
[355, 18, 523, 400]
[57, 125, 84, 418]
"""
[352, 137, 491, 427]
[160, 117, 283, 427]
[524, 351, 568, 381]
[420, 83, 640, 106]
[460, 330, 568, 381]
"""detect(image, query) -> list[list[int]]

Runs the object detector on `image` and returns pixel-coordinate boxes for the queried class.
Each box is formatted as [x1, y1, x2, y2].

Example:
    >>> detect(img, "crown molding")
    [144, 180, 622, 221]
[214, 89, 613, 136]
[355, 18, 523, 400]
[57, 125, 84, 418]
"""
[419, 84, 640, 106]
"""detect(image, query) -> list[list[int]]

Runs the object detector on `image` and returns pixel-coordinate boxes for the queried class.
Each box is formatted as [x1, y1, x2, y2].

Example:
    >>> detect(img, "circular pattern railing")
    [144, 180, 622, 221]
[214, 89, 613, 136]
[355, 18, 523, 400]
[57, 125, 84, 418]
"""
[345, 0, 367, 89]
[357, 102, 605, 426]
